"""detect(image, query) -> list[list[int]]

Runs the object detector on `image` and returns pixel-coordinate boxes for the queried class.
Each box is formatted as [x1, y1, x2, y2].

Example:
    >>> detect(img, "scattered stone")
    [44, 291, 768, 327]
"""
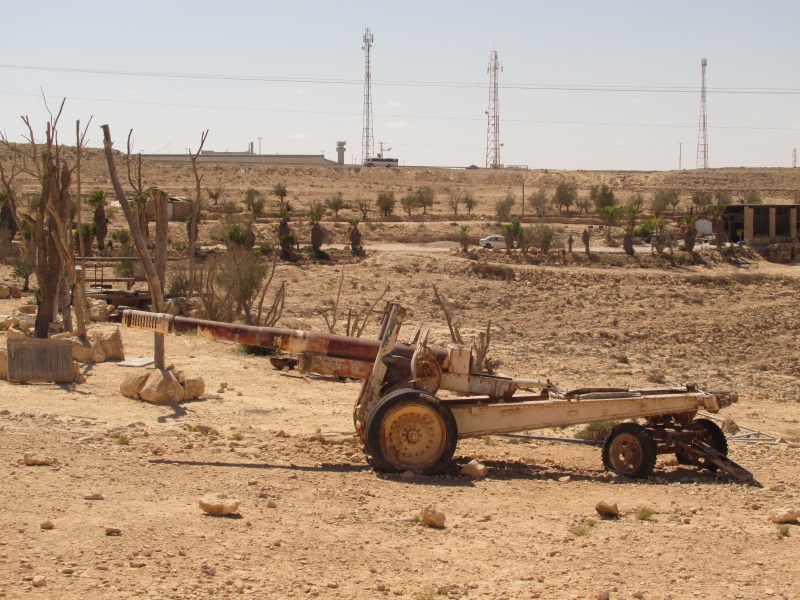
[5, 325, 29, 340]
[31, 576, 46, 588]
[460, 459, 488, 478]
[558, 475, 571, 482]
[182, 377, 205, 401]
[420, 505, 446, 529]
[400, 470, 415, 480]
[71, 339, 94, 362]
[595, 591, 611, 600]
[84, 493, 104, 501]
[39, 520, 55, 530]
[23, 454, 57, 466]
[721, 418, 740, 434]
[87, 299, 110, 322]
[104, 526, 122, 536]
[120, 371, 151, 400]
[9, 284, 22, 299]
[139, 369, 184, 404]
[199, 493, 241, 516]
[632, 592, 644, 599]
[770, 507, 798, 524]
[94, 328, 125, 361]
[0, 285, 9, 299]
[595, 501, 620, 519]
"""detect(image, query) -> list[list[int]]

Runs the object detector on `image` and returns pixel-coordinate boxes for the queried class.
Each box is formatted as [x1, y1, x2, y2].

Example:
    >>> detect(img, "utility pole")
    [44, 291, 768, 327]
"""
[793, 148, 797, 168]
[361, 27, 375, 165]
[696, 58, 709, 169]
[521, 179, 525, 218]
[485, 49, 502, 169]
[679, 142, 682, 170]
[258, 137, 262, 155]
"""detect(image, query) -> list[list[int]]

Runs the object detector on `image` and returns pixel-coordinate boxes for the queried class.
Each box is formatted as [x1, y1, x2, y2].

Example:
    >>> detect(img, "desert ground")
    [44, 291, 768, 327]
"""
[1, 155, 799, 599]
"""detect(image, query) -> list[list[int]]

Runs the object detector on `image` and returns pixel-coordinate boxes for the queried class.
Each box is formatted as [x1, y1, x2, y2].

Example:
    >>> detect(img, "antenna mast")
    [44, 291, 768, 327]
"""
[696, 57, 709, 169]
[362, 27, 375, 164]
[486, 50, 502, 169]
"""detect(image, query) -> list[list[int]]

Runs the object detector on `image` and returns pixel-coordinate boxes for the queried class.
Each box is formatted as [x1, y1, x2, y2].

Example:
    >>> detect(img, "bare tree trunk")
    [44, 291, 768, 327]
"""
[153, 188, 169, 368]
[187, 131, 208, 298]
[102, 124, 166, 366]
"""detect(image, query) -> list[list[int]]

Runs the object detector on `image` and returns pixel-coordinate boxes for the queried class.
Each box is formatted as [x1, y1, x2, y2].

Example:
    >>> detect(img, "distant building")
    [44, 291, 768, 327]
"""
[141, 152, 338, 167]
[721, 204, 798, 245]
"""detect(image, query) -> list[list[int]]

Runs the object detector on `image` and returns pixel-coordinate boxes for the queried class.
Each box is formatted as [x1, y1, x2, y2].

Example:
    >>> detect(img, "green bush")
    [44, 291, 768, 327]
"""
[574, 421, 619, 441]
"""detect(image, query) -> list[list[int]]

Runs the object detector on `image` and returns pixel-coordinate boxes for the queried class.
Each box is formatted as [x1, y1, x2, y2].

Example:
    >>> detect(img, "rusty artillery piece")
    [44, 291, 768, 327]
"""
[122, 303, 755, 483]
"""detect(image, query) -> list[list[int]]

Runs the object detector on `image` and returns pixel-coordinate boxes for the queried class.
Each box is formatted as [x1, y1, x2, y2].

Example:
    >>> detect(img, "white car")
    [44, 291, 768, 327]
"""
[479, 235, 517, 249]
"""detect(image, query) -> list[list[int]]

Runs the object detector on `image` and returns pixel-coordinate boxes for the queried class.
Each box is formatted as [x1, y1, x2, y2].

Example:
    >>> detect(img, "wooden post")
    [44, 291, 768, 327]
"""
[153, 188, 169, 369]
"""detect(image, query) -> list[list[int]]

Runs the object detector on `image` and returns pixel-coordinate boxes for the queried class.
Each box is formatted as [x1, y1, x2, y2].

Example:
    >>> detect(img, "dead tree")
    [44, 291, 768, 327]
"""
[0, 103, 75, 338]
[322, 268, 388, 337]
[187, 131, 209, 297]
[125, 131, 150, 240]
[432, 284, 493, 373]
[103, 124, 167, 367]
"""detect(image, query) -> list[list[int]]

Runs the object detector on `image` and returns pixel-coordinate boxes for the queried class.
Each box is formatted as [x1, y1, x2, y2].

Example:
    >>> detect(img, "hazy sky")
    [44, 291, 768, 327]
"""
[1, 1, 798, 171]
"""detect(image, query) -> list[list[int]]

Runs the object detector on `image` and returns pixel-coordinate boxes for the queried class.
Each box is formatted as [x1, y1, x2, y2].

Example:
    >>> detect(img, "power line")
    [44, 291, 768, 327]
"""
[3, 90, 797, 133]
[1, 63, 800, 95]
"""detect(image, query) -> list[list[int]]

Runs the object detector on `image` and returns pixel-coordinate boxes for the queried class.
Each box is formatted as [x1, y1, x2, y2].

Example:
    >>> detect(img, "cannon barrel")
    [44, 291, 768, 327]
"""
[120, 309, 448, 365]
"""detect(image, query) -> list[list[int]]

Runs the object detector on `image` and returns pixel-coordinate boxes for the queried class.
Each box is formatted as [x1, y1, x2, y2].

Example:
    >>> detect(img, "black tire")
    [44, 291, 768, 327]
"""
[676, 418, 728, 471]
[484, 243, 492, 249]
[602, 422, 657, 479]
[365, 389, 458, 475]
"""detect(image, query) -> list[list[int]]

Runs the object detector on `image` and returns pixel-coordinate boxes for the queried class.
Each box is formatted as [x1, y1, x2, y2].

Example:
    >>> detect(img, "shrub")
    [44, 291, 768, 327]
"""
[574, 421, 619, 441]
[635, 507, 655, 521]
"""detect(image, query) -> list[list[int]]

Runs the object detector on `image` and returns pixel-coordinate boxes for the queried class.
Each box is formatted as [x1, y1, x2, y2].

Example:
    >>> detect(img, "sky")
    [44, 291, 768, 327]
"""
[1, 0, 798, 171]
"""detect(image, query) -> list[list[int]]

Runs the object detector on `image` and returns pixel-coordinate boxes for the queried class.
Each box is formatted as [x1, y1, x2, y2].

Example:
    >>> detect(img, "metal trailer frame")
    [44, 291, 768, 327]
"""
[121, 303, 757, 484]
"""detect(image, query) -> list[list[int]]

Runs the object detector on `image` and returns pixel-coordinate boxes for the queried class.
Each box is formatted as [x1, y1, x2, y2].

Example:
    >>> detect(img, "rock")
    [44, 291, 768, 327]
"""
[0, 285, 9, 299]
[31, 576, 46, 588]
[595, 501, 620, 519]
[182, 377, 205, 401]
[90, 340, 107, 363]
[24, 453, 56, 466]
[0, 314, 12, 330]
[558, 475, 571, 482]
[71, 340, 94, 362]
[163, 299, 180, 316]
[8, 285, 21, 299]
[0, 350, 6, 381]
[199, 493, 241, 516]
[770, 508, 799, 524]
[87, 299, 110, 322]
[104, 526, 122, 536]
[94, 328, 125, 361]
[595, 591, 611, 600]
[420, 505, 446, 529]
[83, 493, 104, 501]
[138, 369, 184, 404]
[120, 371, 151, 400]
[6, 325, 30, 340]
[39, 520, 55, 530]
[721, 418, 740, 434]
[460, 459, 488, 478]
[632, 591, 644, 599]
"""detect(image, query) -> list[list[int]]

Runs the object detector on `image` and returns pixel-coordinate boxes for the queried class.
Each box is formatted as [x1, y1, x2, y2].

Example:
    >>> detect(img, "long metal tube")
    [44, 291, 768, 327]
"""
[121, 310, 447, 364]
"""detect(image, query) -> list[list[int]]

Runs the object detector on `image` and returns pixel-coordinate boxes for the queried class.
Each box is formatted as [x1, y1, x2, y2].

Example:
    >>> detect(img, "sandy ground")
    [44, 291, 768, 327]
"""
[1, 245, 800, 600]
[1, 151, 800, 599]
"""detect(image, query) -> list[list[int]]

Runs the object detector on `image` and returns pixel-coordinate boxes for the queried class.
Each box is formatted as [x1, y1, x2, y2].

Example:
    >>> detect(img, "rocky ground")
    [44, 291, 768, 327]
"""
[1, 246, 800, 600]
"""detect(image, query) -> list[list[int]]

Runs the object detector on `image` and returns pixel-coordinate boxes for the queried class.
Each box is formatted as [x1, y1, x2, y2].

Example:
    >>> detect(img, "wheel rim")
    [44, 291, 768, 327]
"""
[379, 403, 447, 471]
[607, 432, 644, 475]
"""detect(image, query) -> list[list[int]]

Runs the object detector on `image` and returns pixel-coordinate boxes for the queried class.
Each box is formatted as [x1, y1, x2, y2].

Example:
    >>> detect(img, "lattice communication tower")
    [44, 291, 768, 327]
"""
[696, 57, 709, 169]
[361, 27, 375, 164]
[486, 50, 502, 169]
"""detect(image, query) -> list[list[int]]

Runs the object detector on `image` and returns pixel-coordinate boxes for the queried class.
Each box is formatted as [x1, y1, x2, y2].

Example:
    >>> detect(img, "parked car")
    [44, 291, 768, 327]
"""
[479, 235, 518, 249]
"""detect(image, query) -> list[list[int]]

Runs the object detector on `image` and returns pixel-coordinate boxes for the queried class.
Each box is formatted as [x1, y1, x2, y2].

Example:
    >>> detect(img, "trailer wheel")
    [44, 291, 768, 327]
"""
[602, 423, 657, 479]
[365, 389, 458, 475]
[676, 418, 728, 471]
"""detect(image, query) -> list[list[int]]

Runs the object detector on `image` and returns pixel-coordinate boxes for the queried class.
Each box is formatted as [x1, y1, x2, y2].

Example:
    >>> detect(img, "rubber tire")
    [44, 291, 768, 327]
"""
[602, 422, 657, 479]
[365, 389, 458, 475]
[484, 243, 492, 249]
[676, 418, 728, 471]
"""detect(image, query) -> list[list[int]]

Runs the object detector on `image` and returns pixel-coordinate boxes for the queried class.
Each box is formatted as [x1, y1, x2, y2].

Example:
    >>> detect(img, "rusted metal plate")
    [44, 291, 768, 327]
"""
[7, 338, 75, 383]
